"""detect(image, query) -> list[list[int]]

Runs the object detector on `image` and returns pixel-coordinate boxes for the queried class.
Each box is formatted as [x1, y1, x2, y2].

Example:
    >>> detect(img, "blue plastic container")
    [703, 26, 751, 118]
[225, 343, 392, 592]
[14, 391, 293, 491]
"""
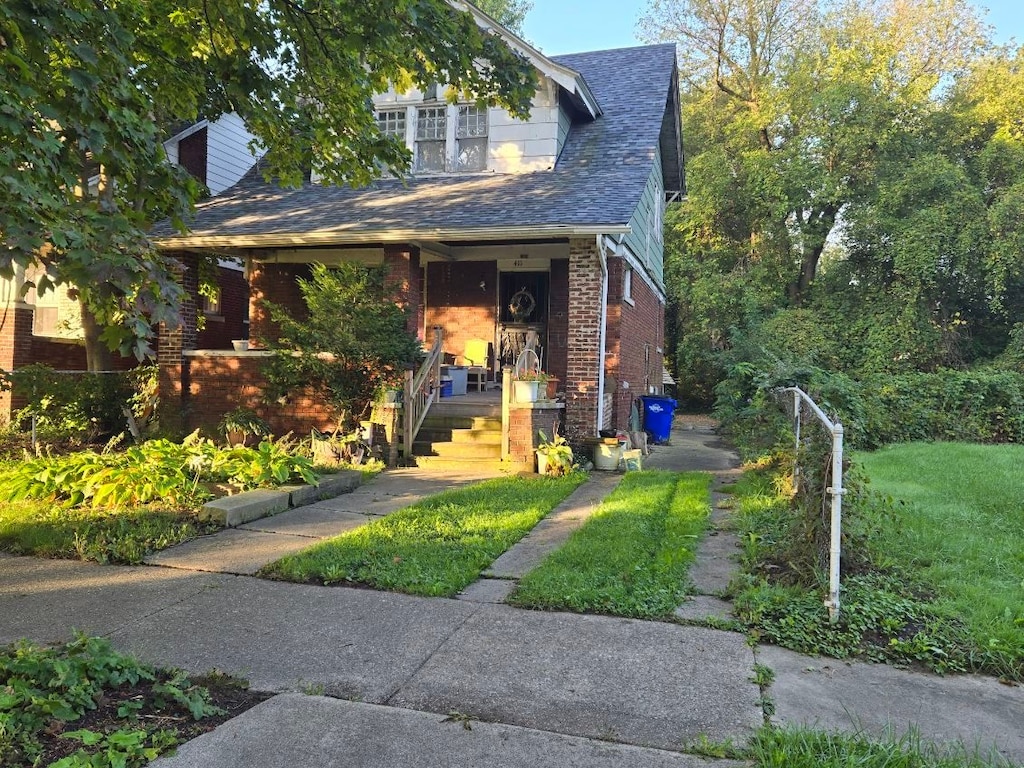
[440, 379, 454, 398]
[641, 395, 677, 444]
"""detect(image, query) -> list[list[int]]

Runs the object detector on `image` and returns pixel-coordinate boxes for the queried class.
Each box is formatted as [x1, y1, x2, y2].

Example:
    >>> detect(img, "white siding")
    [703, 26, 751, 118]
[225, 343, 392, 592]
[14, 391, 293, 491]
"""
[204, 114, 262, 195]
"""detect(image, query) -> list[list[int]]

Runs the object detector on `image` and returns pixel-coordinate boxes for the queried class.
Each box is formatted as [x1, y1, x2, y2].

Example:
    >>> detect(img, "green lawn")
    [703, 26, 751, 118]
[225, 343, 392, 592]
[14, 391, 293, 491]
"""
[0, 499, 219, 564]
[260, 474, 585, 596]
[857, 442, 1024, 675]
[508, 470, 712, 618]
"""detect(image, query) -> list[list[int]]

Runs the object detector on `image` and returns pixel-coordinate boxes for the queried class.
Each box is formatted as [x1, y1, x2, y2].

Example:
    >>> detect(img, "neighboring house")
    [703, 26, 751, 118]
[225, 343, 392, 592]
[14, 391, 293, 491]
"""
[152, 12, 684, 465]
[0, 116, 258, 420]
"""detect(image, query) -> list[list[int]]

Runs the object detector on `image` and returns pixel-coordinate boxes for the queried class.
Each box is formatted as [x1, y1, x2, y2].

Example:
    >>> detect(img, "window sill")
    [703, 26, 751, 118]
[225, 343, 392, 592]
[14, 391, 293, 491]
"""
[623, 296, 636, 307]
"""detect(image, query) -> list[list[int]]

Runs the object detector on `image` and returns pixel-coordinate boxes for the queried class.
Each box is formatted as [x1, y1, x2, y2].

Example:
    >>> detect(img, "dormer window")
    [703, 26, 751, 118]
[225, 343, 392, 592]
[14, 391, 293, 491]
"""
[457, 106, 488, 171]
[376, 109, 406, 139]
[416, 106, 448, 172]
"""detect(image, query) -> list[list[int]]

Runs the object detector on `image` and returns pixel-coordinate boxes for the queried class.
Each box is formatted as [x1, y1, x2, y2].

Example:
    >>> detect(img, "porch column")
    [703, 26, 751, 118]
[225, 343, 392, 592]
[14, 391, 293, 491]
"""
[248, 262, 309, 347]
[383, 244, 422, 339]
[156, 253, 200, 436]
[565, 237, 603, 442]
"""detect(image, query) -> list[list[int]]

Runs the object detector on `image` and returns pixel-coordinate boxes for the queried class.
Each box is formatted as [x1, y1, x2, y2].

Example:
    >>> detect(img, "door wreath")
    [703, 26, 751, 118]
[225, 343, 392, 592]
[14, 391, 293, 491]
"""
[509, 288, 536, 321]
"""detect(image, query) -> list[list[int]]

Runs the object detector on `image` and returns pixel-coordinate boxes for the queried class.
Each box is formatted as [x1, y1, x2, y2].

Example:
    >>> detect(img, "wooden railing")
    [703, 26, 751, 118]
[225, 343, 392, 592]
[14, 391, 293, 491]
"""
[403, 326, 443, 461]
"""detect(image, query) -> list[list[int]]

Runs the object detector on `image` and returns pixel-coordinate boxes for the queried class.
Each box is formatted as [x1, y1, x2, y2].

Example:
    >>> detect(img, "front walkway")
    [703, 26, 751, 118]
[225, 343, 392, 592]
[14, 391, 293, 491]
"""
[1, 420, 1022, 767]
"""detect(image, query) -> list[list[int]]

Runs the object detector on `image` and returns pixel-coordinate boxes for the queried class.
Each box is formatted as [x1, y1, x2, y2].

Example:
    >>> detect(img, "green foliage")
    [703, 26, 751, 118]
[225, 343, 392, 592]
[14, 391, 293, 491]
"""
[0, 634, 222, 768]
[263, 263, 424, 427]
[509, 471, 711, 618]
[0, 499, 220, 564]
[217, 407, 270, 445]
[0, 432, 317, 509]
[262, 474, 585, 596]
[1, 0, 536, 360]
[749, 725, 1012, 768]
[1, 365, 157, 444]
[536, 429, 573, 476]
[473, 0, 533, 34]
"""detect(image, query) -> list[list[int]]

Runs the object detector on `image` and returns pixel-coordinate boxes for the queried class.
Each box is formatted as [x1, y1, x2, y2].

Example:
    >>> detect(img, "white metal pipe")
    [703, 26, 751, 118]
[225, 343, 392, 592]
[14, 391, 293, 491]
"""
[826, 423, 845, 623]
[596, 235, 609, 432]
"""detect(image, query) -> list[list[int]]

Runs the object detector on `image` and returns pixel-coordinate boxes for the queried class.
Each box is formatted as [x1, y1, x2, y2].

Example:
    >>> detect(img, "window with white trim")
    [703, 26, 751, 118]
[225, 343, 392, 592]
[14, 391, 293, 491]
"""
[623, 265, 633, 303]
[456, 105, 488, 171]
[376, 109, 406, 139]
[415, 106, 447, 172]
[202, 288, 222, 316]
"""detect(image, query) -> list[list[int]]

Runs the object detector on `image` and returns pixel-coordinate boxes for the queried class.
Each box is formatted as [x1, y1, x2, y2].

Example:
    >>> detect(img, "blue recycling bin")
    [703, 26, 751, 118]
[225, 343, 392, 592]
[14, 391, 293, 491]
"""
[641, 395, 677, 444]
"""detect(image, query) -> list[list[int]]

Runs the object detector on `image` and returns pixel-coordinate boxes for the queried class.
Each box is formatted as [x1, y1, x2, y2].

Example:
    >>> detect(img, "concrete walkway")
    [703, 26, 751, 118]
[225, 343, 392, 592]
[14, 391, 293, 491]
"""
[2, 421, 1022, 766]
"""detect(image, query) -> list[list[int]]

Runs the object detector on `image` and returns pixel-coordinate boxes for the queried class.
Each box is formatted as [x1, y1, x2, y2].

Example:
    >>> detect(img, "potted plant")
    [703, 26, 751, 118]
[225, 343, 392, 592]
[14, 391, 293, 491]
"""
[512, 369, 549, 403]
[536, 428, 573, 476]
[218, 407, 270, 447]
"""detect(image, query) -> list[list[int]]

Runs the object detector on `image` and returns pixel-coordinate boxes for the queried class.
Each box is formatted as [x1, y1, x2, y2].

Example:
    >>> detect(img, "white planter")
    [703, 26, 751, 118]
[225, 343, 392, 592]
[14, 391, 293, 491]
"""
[594, 443, 623, 471]
[512, 380, 540, 403]
[231, 339, 249, 351]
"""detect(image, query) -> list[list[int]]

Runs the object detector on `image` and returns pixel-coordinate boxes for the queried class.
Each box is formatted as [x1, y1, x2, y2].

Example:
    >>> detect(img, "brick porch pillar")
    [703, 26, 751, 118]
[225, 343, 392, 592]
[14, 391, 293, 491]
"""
[248, 262, 310, 347]
[156, 253, 200, 436]
[383, 244, 422, 339]
[564, 237, 603, 443]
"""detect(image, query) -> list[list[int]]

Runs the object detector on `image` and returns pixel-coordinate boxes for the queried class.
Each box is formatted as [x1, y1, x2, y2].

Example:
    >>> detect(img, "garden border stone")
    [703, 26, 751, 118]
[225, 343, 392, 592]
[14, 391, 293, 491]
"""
[201, 470, 363, 527]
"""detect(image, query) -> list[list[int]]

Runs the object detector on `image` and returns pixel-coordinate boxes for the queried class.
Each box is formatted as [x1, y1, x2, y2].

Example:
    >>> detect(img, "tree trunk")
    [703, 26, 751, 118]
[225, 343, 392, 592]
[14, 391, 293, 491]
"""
[80, 299, 113, 372]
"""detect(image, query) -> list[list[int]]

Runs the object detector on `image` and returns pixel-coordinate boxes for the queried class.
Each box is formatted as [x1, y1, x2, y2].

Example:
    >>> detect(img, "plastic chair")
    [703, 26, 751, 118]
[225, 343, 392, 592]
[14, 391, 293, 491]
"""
[463, 338, 491, 392]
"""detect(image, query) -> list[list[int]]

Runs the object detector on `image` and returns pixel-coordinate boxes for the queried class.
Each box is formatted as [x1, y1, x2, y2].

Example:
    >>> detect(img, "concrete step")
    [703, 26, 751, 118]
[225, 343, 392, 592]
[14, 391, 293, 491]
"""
[420, 415, 502, 432]
[413, 441, 502, 459]
[429, 401, 502, 419]
[450, 428, 503, 444]
[408, 455, 505, 471]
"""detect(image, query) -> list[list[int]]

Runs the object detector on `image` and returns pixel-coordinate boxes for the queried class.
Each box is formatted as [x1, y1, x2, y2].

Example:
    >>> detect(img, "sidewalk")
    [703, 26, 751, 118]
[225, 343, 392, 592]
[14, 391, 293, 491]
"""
[1, 422, 1022, 767]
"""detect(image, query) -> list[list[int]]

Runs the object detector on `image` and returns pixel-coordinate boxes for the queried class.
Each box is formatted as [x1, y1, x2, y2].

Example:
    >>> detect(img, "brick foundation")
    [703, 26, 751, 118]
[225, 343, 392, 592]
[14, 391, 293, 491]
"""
[509, 404, 565, 470]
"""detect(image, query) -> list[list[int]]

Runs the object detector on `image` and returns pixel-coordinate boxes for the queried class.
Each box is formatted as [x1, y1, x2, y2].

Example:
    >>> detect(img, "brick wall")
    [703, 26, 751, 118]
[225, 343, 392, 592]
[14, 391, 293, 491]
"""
[249, 262, 310, 347]
[564, 237, 602, 442]
[384, 245, 422, 339]
[157, 253, 200, 434]
[424, 261, 497, 362]
[604, 256, 665, 431]
[509, 404, 564, 470]
[0, 304, 33, 418]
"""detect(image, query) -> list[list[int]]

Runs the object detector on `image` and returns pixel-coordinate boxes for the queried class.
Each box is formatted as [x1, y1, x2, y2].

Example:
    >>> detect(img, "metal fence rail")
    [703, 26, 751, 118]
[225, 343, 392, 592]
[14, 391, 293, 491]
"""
[780, 386, 845, 623]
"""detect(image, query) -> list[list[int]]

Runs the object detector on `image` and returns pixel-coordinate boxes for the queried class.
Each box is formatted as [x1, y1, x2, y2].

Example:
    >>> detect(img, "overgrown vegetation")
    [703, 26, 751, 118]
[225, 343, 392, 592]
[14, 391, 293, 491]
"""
[729, 447, 1024, 681]
[0, 634, 265, 768]
[509, 471, 711, 618]
[0, 432, 316, 509]
[746, 725, 1015, 768]
[262, 263, 424, 429]
[0, 498, 220, 564]
[261, 474, 584, 596]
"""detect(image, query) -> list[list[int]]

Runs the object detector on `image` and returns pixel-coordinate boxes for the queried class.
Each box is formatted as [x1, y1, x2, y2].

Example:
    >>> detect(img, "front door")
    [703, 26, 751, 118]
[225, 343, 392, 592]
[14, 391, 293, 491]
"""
[498, 271, 548, 369]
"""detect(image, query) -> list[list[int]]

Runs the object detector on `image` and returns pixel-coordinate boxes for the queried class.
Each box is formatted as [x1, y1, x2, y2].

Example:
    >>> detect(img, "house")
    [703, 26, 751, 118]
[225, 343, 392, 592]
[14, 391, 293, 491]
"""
[0, 116, 259, 420]
[151, 12, 684, 467]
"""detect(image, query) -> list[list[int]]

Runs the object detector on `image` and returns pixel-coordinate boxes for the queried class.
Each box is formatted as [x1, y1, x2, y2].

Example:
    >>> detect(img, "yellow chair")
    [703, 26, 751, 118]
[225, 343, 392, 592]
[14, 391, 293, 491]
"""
[462, 338, 491, 392]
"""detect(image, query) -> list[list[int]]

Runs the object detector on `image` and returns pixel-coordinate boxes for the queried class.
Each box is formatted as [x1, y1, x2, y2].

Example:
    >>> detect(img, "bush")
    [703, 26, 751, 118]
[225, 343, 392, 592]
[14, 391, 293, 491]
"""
[1, 364, 157, 445]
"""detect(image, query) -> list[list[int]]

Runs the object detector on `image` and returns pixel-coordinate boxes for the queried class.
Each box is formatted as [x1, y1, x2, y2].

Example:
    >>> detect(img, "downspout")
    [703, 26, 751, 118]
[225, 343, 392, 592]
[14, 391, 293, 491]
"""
[596, 235, 610, 433]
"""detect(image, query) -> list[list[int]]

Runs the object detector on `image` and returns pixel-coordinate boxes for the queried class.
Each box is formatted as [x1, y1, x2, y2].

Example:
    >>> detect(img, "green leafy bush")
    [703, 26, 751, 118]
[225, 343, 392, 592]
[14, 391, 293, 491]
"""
[0, 364, 157, 445]
[0, 433, 317, 509]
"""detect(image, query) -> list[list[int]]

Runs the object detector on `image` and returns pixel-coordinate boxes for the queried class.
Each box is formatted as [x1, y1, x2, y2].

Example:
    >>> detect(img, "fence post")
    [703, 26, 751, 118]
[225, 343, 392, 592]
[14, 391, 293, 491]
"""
[793, 389, 801, 484]
[826, 423, 845, 623]
[403, 368, 414, 464]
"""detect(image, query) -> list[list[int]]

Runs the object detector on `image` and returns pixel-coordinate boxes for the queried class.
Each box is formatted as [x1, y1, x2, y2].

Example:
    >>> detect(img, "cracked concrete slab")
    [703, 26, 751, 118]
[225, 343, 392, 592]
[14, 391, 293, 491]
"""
[143, 529, 316, 575]
[390, 604, 762, 751]
[153, 694, 748, 768]
[108, 577, 480, 701]
[760, 644, 1024, 764]
[0, 554, 231, 645]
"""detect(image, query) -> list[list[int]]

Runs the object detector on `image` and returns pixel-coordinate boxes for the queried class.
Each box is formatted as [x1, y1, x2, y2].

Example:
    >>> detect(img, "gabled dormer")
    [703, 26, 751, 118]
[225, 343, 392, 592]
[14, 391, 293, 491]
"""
[372, 1, 602, 176]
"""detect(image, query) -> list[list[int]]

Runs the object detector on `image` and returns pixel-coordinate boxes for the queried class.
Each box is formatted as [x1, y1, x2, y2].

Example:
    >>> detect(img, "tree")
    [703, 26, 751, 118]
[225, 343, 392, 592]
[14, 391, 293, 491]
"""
[262, 263, 424, 426]
[0, 0, 536, 369]
[474, 0, 533, 35]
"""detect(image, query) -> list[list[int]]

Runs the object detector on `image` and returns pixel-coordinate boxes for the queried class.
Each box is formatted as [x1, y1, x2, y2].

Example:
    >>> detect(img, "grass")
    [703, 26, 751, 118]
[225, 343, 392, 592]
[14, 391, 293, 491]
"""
[508, 470, 712, 618]
[857, 442, 1024, 677]
[0, 498, 220, 564]
[731, 443, 1024, 681]
[746, 725, 1016, 768]
[260, 474, 585, 596]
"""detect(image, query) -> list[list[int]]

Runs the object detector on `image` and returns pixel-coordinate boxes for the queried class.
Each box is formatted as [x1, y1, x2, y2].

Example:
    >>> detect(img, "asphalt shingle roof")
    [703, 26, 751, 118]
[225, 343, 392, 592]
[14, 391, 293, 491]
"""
[153, 44, 679, 242]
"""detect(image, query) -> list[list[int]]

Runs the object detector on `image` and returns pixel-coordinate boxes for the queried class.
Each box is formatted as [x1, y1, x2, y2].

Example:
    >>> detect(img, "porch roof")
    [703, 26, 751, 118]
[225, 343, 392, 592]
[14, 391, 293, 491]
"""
[153, 44, 680, 249]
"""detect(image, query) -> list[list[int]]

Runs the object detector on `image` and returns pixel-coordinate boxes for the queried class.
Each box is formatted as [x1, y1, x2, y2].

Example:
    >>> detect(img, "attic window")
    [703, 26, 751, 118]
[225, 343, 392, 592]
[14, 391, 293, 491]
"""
[376, 109, 406, 139]
[416, 106, 447, 172]
[456, 106, 488, 171]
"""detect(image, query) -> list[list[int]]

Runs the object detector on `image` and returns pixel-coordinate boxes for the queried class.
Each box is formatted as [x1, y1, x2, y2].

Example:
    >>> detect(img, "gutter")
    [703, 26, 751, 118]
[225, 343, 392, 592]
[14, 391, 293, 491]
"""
[596, 235, 610, 433]
[153, 224, 631, 251]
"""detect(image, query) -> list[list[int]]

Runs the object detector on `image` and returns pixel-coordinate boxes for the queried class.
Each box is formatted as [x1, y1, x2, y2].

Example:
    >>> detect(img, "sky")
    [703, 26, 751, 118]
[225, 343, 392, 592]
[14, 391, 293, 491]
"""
[521, 0, 1022, 56]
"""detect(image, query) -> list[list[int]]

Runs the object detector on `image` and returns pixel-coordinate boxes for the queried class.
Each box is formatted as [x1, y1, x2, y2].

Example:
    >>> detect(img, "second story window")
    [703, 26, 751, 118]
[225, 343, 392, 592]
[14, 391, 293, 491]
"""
[416, 106, 447, 172]
[456, 105, 488, 171]
[376, 109, 406, 140]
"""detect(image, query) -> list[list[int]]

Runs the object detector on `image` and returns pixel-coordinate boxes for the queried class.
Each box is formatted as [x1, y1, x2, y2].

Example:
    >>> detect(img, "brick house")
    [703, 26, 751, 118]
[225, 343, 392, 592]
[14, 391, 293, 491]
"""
[152, 16, 684, 467]
[0, 115, 260, 420]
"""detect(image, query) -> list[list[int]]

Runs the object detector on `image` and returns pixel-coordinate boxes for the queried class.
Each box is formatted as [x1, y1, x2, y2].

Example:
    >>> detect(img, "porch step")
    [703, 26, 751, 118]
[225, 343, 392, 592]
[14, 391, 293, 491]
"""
[413, 440, 502, 460]
[419, 415, 502, 432]
[408, 455, 505, 471]
[450, 428, 502, 444]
